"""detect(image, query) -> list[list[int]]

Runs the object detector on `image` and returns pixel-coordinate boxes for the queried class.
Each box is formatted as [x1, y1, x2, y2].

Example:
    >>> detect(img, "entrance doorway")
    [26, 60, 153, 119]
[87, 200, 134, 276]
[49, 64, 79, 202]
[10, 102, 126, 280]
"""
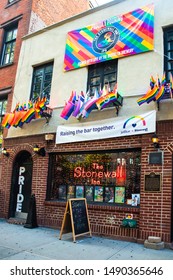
[9, 151, 33, 220]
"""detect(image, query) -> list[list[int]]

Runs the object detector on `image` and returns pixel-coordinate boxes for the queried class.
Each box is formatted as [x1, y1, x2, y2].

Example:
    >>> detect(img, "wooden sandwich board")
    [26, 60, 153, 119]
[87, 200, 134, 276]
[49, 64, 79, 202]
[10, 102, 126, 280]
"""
[59, 198, 92, 242]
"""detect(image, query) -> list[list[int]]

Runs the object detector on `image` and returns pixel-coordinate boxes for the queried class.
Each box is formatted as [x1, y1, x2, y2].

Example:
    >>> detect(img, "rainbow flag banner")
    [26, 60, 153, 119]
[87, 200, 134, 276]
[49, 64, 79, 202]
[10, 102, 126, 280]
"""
[60, 86, 123, 120]
[72, 92, 85, 117]
[64, 4, 154, 71]
[80, 89, 100, 118]
[146, 85, 159, 104]
[1, 113, 14, 129]
[1, 98, 50, 129]
[137, 74, 169, 106]
[155, 85, 165, 102]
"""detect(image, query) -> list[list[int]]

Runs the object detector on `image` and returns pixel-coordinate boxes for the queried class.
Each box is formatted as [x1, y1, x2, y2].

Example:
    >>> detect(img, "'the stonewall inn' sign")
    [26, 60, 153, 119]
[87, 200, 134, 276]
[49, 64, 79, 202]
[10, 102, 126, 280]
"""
[64, 4, 154, 71]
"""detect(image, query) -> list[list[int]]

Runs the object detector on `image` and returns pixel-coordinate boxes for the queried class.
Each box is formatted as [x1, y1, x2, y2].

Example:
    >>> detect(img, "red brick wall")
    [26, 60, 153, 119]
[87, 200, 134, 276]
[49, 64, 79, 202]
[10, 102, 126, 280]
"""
[139, 121, 173, 243]
[32, 0, 89, 26]
[0, 0, 32, 108]
[0, 0, 89, 99]
[0, 0, 32, 142]
[0, 120, 172, 243]
[0, 0, 90, 226]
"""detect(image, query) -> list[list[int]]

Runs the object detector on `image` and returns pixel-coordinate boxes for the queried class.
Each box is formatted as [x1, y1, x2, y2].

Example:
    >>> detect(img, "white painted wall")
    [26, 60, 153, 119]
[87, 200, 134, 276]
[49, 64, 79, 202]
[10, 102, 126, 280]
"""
[8, 0, 173, 138]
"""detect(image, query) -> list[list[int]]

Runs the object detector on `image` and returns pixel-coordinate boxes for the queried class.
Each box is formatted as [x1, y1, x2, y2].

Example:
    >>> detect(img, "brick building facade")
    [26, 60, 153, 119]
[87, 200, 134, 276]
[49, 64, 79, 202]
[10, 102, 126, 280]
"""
[0, 0, 89, 130]
[0, 0, 90, 201]
[0, 0, 173, 246]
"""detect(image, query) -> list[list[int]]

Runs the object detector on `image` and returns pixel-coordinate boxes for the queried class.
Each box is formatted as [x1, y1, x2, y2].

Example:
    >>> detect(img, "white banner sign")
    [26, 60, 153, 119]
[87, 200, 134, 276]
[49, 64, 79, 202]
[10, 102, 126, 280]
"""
[56, 110, 156, 144]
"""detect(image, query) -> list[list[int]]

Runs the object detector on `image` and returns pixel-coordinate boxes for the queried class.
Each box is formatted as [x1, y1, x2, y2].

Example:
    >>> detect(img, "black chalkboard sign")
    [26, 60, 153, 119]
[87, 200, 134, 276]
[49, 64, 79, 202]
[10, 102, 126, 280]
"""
[59, 198, 92, 242]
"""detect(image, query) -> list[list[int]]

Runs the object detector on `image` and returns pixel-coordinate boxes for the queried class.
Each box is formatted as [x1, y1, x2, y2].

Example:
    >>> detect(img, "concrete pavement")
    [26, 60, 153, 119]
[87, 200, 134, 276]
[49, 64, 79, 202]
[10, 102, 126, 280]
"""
[0, 219, 173, 260]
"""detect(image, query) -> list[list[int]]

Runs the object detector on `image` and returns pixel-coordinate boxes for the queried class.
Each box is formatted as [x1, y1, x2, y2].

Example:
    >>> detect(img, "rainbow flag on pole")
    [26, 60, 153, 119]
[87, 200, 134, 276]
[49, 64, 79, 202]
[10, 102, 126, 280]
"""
[1, 113, 14, 128]
[146, 85, 158, 103]
[137, 86, 158, 105]
[155, 85, 165, 102]
[137, 74, 168, 106]
[96, 92, 117, 110]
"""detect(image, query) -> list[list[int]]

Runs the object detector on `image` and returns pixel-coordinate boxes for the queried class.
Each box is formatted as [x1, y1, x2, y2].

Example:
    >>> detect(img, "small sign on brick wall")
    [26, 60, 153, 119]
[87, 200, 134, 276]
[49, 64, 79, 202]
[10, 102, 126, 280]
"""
[148, 151, 163, 165]
[144, 172, 161, 192]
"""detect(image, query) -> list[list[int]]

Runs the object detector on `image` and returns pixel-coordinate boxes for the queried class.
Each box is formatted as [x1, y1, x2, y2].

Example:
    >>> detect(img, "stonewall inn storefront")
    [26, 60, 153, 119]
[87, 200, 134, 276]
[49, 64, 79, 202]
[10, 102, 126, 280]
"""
[42, 110, 172, 244]
[43, 116, 173, 244]
[1, 0, 173, 246]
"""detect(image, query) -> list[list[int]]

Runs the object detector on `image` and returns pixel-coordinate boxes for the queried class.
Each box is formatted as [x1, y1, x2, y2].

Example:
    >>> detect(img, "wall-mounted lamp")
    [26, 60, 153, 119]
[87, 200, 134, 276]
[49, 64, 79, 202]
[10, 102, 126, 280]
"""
[33, 145, 46, 157]
[152, 133, 160, 149]
[45, 134, 54, 141]
[1, 148, 9, 157]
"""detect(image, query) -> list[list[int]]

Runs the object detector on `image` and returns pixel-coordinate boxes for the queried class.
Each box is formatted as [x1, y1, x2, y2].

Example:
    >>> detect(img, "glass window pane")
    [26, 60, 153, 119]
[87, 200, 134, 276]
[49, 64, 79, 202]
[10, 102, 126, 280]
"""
[76, 186, 84, 198]
[167, 32, 173, 41]
[168, 51, 173, 58]
[90, 77, 100, 86]
[0, 102, 2, 115]
[9, 52, 14, 63]
[1, 27, 17, 65]
[4, 54, 10, 64]
[167, 62, 173, 71]
[2, 100, 7, 115]
[85, 186, 94, 202]
[104, 64, 116, 74]
[90, 66, 101, 76]
[88, 60, 117, 96]
[167, 41, 173, 51]
[164, 28, 173, 99]
[58, 185, 67, 200]
[6, 31, 13, 42]
[94, 186, 103, 202]
[90, 86, 99, 96]
[30, 63, 53, 101]
[67, 185, 75, 199]
[104, 73, 116, 84]
[104, 187, 114, 203]
[45, 73, 52, 80]
[47, 151, 141, 205]
[33, 84, 41, 93]
[11, 42, 16, 52]
[45, 65, 53, 73]
[12, 28, 18, 39]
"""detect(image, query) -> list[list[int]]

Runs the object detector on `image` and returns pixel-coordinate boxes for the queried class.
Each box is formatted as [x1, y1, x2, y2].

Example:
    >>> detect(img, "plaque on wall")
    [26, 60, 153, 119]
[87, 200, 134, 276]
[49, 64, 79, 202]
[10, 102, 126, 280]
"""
[148, 151, 163, 165]
[144, 172, 161, 192]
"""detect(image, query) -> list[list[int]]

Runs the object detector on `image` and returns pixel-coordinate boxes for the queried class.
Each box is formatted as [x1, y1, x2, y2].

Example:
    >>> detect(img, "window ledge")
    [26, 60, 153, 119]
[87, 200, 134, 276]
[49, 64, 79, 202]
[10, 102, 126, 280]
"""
[0, 63, 13, 69]
[5, 0, 21, 9]
[45, 200, 140, 213]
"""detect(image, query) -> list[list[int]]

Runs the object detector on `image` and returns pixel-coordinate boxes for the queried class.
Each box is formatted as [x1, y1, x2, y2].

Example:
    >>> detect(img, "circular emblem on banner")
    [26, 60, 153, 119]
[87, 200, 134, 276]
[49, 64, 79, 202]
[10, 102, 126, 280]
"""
[92, 26, 119, 54]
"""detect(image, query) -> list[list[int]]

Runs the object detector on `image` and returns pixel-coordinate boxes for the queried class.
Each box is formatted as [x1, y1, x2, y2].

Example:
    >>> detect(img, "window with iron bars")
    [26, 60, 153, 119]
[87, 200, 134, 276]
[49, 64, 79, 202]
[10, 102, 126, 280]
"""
[87, 60, 118, 97]
[163, 26, 173, 99]
[30, 62, 53, 103]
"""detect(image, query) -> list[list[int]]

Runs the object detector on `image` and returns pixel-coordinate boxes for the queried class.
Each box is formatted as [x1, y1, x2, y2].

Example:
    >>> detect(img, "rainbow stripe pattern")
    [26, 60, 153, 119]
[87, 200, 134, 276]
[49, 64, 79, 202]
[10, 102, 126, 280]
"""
[137, 74, 167, 106]
[96, 92, 117, 110]
[64, 4, 154, 71]
[1, 98, 50, 129]
[60, 85, 123, 120]
[123, 116, 146, 129]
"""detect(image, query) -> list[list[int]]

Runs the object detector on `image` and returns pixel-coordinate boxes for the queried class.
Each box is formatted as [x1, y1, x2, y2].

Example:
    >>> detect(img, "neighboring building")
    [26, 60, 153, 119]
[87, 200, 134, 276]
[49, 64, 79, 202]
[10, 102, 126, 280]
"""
[1, 0, 173, 246]
[0, 0, 90, 209]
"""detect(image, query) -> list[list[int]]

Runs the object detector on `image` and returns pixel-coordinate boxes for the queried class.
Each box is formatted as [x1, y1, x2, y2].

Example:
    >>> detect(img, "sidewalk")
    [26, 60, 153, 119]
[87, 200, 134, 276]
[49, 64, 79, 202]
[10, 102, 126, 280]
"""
[0, 219, 173, 260]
